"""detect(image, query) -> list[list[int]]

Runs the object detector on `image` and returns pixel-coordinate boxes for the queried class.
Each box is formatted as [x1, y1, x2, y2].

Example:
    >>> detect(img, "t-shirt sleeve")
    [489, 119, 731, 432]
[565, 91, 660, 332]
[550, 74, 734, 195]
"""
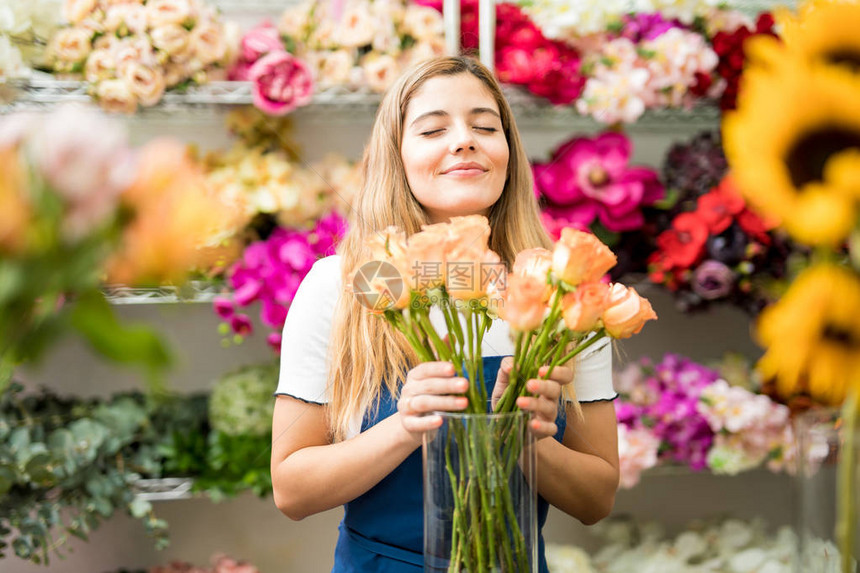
[274, 256, 342, 404]
[570, 338, 616, 403]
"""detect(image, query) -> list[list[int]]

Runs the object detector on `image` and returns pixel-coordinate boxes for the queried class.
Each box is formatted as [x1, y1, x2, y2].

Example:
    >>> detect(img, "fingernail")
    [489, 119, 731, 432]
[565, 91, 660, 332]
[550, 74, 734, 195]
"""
[532, 420, 541, 430]
[527, 380, 537, 392]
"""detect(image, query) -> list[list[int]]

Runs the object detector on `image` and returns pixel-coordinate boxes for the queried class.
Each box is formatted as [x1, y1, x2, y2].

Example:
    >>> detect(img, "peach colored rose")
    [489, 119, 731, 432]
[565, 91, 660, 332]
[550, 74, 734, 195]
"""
[95, 78, 137, 113]
[402, 5, 444, 41]
[103, 4, 147, 35]
[551, 227, 617, 286]
[190, 20, 227, 66]
[120, 61, 166, 106]
[278, 2, 313, 39]
[405, 227, 448, 290]
[49, 28, 93, 63]
[445, 245, 501, 301]
[499, 274, 547, 333]
[93, 35, 118, 51]
[85, 48, 115, 82]
[337, 5, 376, 48]
[150, 24, 190, 56]
[401, 38, 446, 69]
[145, 0, 191, 28]
[602, 283, 657, 338]
[113, 37, 156, 74]
[513, 247, 552, 279]
[310, 50, 354, 89]
[445, 214, 491, 251]
[361, 53, 399, 93]
[561, 281, 610, 333]
[64, 0, 97, 25]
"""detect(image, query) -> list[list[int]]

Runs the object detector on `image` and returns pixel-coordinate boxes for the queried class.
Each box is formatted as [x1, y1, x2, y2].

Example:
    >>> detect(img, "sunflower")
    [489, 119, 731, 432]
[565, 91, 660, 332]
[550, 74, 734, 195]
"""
[756, 263, 860, 405]
[753, 0, 860, 74]
[722, 61, 860, 247]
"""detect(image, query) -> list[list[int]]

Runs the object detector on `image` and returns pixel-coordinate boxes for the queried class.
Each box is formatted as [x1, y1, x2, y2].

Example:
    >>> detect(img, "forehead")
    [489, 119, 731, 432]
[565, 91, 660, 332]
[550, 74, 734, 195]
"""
[404, 73, 500, 120]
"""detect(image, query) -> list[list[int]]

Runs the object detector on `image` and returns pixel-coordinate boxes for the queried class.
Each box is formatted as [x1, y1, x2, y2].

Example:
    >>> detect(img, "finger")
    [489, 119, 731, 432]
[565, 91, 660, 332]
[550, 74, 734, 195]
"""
[402, 414, 443, 434]
[516, 394, 557, 422]
[527, 418, 558, 439]
[410, 361, 456, 380]
[410, 394, 469, 414]
[408, 376, 469, 397]
[526, 378, 562, 402]
[538, 365, 574, 385]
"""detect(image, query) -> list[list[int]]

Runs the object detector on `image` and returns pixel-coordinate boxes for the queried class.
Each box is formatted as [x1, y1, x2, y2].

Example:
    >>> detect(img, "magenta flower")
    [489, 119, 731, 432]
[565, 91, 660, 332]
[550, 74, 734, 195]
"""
[618, 13, 679, 42]
[216, 212, 347, 352]
[266, 331, 283, 354]
[534, 131, 664, 232]
[249, 51, 314, 116]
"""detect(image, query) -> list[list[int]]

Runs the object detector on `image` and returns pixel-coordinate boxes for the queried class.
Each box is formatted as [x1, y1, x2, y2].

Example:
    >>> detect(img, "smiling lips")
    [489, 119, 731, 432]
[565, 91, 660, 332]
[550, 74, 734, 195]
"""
[442, 162, 488, 177]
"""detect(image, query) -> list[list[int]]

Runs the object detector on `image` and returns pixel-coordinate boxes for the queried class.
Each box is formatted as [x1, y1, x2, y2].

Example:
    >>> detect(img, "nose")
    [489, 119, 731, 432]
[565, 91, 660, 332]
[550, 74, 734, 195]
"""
[449, 124, 476, 153]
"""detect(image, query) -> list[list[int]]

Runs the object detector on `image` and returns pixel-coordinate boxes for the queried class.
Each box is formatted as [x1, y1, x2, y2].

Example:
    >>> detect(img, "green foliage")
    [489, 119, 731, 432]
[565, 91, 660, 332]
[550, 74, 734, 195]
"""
[0, 370, 276, 566]
[208, 362, 278, 437]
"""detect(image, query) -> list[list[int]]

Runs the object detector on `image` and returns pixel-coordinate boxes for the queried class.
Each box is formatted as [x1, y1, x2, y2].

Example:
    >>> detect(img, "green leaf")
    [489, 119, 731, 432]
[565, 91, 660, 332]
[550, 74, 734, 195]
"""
[69, 290, 173, 392]
[129, 497, 151, 519]
[590, 221, 621, 248]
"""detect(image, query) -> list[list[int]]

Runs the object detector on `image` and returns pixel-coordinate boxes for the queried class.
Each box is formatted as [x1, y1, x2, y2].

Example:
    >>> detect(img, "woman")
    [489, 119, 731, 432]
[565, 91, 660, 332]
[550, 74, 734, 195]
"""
[271, 56, 619, 572]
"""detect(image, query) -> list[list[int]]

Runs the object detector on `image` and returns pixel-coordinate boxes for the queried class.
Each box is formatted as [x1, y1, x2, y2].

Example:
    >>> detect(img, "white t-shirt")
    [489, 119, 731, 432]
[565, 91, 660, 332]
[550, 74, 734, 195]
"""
[276, 255, 617, 410]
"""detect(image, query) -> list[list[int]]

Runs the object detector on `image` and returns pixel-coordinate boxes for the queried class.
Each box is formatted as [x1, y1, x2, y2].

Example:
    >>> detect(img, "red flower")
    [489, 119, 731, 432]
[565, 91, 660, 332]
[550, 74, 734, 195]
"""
[736, 209, 775, 245]
[711, 13, 778, 110]
[696, 179, 745, 233]
[655, 212, 709, 269]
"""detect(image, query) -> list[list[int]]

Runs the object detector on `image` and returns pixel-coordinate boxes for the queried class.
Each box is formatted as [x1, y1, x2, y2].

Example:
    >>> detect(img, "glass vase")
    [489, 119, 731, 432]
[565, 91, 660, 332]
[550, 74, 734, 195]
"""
[423, 409, 537, 572]
[795, 407, 860, 573]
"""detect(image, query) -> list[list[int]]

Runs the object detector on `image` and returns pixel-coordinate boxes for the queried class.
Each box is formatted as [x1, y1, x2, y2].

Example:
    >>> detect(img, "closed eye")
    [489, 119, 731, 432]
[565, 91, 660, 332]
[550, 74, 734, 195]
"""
[475, 127, 498, 133]
[420, 129, 444, 137]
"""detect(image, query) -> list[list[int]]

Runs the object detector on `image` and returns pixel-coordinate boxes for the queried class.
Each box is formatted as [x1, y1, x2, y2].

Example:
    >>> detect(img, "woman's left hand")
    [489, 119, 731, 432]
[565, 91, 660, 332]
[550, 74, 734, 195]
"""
[494, 359, 575, 440]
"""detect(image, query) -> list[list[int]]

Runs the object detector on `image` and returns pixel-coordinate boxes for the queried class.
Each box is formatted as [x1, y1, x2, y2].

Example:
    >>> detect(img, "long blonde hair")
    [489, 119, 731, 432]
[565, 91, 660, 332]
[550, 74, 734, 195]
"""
[327, 56, 552, 441]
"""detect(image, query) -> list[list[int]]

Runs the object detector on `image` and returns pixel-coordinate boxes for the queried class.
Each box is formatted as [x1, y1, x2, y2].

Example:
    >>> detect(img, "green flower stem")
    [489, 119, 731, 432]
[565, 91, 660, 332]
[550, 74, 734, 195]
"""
[394, 312, 434, 362]
[838, 392, 858, 573]
[475, 310, 488, 405]
[521, 290, 563, 380]
[439, 300, 465, 371]
[414, 308, 453, 364]
[554, 329, 607, 367]
[541, 330, 573, 381]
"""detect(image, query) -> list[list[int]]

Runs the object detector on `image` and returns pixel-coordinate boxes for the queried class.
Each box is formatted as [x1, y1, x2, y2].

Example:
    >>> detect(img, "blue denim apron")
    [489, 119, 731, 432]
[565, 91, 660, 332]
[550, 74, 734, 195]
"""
[332, 356, 566, 572]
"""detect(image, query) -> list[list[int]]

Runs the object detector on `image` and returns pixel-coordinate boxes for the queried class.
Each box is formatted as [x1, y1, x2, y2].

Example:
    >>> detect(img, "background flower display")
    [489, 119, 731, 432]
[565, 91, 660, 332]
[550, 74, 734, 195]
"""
[202, 108, 356, 351]
[646, 176, 797, 315]
[147, 553, 259, 573]
[48, 0, 239, 113]
[0, 104, 230, 393]
[546, 516, 828, 573]
[0, 361, 278, 564]
[613, 353, 795, 488]
[0, 0, 61, 82]
[264, 0, 446, 94]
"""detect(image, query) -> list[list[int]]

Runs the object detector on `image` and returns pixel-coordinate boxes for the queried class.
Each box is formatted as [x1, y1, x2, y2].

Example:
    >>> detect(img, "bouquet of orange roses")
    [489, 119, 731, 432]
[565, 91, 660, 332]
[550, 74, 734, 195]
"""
[354, 216, 656, 571]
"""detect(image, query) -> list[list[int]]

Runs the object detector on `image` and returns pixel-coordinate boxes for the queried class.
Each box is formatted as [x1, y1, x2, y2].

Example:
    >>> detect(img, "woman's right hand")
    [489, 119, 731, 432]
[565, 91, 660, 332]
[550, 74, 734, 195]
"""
[398, 361, 469, 445]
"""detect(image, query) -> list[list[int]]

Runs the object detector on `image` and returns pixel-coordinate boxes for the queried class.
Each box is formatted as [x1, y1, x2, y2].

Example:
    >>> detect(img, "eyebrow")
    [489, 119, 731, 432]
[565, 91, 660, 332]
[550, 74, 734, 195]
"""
[409, 107, 501, 127]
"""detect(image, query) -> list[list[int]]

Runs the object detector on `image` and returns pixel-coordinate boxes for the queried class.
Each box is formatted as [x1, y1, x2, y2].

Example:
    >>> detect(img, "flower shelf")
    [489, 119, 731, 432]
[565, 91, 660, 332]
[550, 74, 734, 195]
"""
[131, 478, 195, 501]
[2, 78, 720, 131]
[102, 281, 224, 305]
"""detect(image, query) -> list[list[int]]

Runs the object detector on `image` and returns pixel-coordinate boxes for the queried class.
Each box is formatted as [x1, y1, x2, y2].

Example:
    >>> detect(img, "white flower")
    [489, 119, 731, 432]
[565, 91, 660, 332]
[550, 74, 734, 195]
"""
[673, 531, 708, 561]
[63, 0, 97, 24]
[728, 547, 768, 572]
[145, 0, 192, 28]
[189, 19, 227, 66]
[716, 519, 754, 554]
[0, 35, 27, 81]
[120, 60, 165, 106]
[103, 4, 148, 35]
[150, 24, 190, 57]
[545, 543, 596, 573]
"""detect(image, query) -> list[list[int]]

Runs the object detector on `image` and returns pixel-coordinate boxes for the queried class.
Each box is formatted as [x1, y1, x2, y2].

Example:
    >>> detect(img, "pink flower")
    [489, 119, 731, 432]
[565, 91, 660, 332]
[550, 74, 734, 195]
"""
[213, 296, 235, 320]
[534, 131, 664, 233]
[617, 425, 660, 488]
[240, 23, 282, 64]
[266, 332, 283, 354]
[230, 313, 253, 336]
[248, 51, 314, 116]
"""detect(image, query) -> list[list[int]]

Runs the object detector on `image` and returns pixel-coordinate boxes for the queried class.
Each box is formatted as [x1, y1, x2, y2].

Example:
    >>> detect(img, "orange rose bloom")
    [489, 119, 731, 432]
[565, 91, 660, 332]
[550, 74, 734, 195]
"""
[499, 274, 547, 333]
[512, 247, 553, 301]
[552, 228, 617, 287]
[602, 283, 657, 338]
[405, 228, 448, 290]
[446, 244, 502, 301]
[561, 281, 610, 332]
[445, 215, 491, 250]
